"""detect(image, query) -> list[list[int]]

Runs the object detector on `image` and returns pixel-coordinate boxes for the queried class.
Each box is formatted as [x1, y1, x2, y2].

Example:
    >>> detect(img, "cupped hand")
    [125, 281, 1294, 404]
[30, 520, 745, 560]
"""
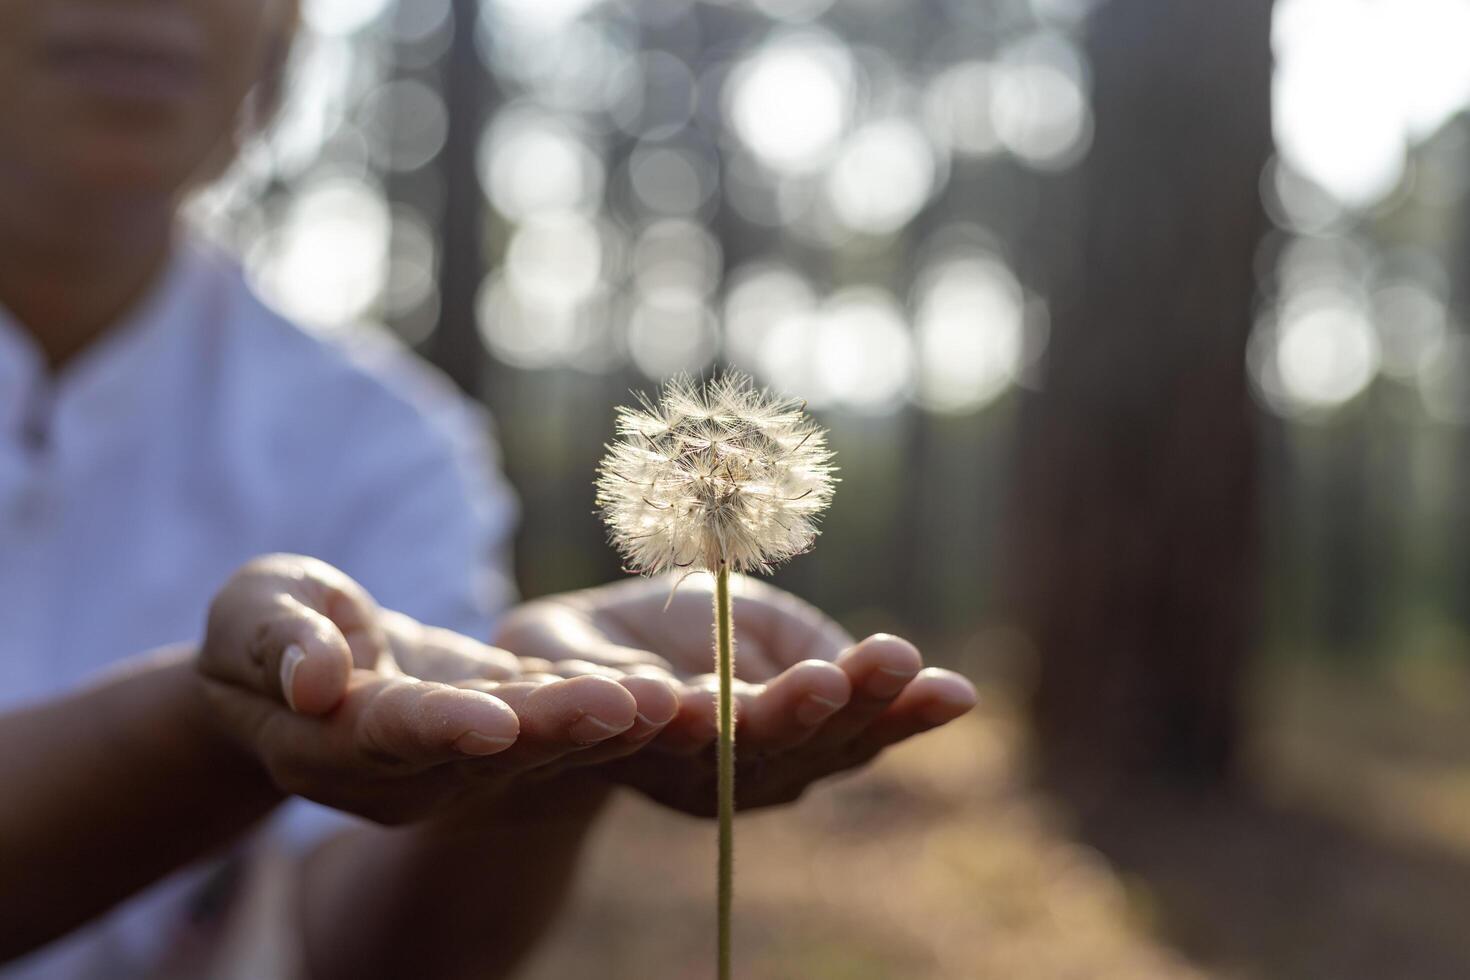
[492, 575, 978, 815]
[195, 554, 679, 824]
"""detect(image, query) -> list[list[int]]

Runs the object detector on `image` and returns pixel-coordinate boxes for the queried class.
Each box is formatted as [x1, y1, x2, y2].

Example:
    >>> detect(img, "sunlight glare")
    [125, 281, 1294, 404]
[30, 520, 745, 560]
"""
[479, 111, 604, 220]
[1273, 0, 1470, 209]
[1274, 292, 1381, 412]
[916, 256, 1026, 413]
[827, 119, 937, 236]
[992, 34, 1091, 171]
[812, 289, 915, 411]
[726, 35, 855, 175]
[247, 178, 389, 327]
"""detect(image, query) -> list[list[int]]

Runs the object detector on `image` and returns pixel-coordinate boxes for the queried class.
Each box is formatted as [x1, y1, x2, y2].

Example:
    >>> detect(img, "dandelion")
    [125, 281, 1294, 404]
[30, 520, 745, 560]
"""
[596, 372, 836, 577]
[595, 372, 836, 980]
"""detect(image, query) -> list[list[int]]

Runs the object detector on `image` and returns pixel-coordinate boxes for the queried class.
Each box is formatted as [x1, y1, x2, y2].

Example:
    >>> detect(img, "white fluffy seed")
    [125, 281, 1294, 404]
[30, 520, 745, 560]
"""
[595, 372, 837, 576]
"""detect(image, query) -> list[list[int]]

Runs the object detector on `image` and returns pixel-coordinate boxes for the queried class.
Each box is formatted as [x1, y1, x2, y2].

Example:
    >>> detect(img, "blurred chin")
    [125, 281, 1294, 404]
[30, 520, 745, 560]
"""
[50, 126, 206, 197]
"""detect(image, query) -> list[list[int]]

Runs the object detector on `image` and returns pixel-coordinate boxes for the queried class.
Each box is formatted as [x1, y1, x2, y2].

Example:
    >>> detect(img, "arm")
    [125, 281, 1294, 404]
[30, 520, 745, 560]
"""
[278, 380, 609, 978]
[196, 555, 678, 980]
[299, 780, 612, 980]
[0, 646, 282, 962]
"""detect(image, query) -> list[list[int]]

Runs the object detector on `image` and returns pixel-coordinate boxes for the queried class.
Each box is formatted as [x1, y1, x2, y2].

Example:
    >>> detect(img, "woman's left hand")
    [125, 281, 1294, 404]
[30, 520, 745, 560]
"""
[492, 576, 978, 815]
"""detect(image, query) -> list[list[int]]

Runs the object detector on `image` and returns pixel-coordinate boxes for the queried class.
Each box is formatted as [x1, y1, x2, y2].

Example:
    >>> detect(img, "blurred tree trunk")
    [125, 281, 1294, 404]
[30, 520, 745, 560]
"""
[1011, 1, 1273, 790]
[428, 0, 491, 396]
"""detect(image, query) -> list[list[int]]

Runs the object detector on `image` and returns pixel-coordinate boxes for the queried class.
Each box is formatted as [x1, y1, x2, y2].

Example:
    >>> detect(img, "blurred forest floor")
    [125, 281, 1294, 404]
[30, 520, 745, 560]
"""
[519, 656, 1470, 980]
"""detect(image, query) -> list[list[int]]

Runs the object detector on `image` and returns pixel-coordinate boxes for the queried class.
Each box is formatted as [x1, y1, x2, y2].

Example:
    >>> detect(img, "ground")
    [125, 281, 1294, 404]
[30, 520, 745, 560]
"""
[518, 658, 1470, 980]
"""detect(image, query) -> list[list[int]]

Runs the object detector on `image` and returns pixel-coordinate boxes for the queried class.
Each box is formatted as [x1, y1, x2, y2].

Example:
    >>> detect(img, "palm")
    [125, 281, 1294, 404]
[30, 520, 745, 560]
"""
[493, 576, 977, 814]
[199, 556, 681, 826]
[589, 578, 848, 680]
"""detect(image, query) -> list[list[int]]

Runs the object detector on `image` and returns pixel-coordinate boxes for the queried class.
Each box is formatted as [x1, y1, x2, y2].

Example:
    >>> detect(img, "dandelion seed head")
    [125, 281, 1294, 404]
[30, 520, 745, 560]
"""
[596, 372, 837, 576]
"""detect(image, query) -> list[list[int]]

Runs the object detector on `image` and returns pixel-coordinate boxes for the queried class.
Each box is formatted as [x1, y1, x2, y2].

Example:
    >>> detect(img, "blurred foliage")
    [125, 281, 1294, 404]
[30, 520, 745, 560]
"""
[180, 2, 1470, 972]
[191, 0, 1095, 653]
[190, 0, 1470, 669]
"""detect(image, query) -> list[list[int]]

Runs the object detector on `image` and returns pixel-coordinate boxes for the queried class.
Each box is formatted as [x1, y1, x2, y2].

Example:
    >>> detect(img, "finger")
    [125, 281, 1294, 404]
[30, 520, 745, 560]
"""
[617, 673, 680, 740]
[739, 659, 851, 752]
[314, 572, 390, 670]
[461, 675, 638, 773]
[799, 634, 923, 751]
[533, 674, 680, 777]
[737, 582, 854, 669]
[201, 593, 354, 717]
[651, 674, 760, 756]
[353, 677, 522, 767]
[605, 578, 817, 678]
[544, 659, 625, 680]
[200, 555, 388, 715]
[842, 668, 978, 761]
[387, 615, 523, 683]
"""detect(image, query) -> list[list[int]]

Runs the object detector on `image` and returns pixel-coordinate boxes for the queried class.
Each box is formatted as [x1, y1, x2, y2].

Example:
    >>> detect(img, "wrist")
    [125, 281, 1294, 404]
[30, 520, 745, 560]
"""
[427, 775, 616, 842]
[159, 646, 285, 805]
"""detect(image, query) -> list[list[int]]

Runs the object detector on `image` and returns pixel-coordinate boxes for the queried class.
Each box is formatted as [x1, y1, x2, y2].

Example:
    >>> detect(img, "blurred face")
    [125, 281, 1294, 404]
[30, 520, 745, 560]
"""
[0, 0, 290, 199]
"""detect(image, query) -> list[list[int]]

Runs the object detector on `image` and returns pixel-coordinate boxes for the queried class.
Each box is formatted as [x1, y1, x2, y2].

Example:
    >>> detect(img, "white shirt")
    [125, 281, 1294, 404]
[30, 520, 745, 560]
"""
[0, 238, 518, 977]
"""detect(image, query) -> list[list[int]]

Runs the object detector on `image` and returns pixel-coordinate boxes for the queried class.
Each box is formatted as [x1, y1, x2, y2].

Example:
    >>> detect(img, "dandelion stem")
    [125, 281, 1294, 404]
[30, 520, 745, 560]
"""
[714, 562, 735, 980]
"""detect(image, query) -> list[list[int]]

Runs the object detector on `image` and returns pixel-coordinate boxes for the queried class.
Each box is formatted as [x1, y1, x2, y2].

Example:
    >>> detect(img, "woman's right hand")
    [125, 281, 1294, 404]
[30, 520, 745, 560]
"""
[195, 554, 678, 824]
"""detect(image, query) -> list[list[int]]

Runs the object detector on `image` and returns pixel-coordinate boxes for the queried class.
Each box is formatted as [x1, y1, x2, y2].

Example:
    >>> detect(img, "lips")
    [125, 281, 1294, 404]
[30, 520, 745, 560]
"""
[39, 6, 207, 105]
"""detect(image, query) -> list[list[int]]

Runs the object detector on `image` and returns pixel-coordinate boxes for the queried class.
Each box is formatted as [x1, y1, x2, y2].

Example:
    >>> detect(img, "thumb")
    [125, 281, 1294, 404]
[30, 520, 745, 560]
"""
[200, 556, 370, 715]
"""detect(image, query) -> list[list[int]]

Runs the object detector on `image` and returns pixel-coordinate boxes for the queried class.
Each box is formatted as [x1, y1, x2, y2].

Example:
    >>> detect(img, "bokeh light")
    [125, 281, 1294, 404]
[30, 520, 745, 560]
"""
[1276, 297, 1380, 410]
[723, 263, 819, 373]
[612, 52, 699, 139]
[484, 0, 606, 34]
[504, 211, 605, 309]
[482, 20, 631, 115]
[633, 220, 723, 300]
[827, 119, 938, 236]
[303, 0, 392, 37]
[1273, 0, 1470, 210]
[361, 79, 448, 173]
[210, 0, 1101, 422]
[1372, 280, 1448, 380]
[1417, 332, 1470, 424]
[628, 287, 719, 379]
[915, 255, 1029, 413]
[629, 142, 715, 216]
[992, 33, 1093, 171]
[725, 33, 855, 175]
[247, 177, 390, 327]
[811, 289, 915, 412]
[479, 109, 605, 220]
[751, 0, 835, 23]
[1250, 285, 1382, 418]
[924, 61, 1002, 159]
[477, 275, 579, 370]
[381, 205, 439, 324]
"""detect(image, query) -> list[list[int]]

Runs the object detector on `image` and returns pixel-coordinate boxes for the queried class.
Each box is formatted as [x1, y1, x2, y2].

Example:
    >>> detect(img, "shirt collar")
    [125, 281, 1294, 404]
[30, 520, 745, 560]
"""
[0, 301, 45, 446]
[0, 236, 211, 468]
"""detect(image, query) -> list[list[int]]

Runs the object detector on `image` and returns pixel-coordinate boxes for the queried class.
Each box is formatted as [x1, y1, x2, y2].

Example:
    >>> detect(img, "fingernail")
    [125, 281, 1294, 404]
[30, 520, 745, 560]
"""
[455, 731, 516, 756]
[570, 714, 630, 745]
[796, 694, 844, 727]
[280, 645, 305, 712]
[866, 666, 915, 698]
[630, 711, 669, 738]
[626, 715, 663, 742]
